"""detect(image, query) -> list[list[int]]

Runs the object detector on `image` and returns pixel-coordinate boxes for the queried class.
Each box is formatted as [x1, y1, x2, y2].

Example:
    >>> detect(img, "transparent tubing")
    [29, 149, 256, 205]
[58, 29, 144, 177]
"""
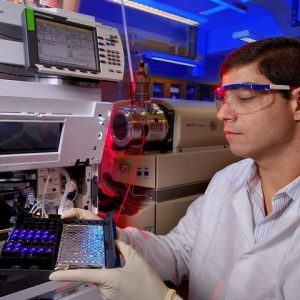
[121, 0, 134, 83]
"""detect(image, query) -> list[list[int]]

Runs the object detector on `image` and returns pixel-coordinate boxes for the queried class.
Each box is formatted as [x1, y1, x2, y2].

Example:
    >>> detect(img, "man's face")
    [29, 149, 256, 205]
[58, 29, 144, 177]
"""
[216, 62, 296, 162]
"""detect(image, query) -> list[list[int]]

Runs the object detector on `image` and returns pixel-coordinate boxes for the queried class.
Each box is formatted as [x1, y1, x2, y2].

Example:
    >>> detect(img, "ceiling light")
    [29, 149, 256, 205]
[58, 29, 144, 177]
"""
[143, 51, 199, 67]
[232, 30, 261, 43]
[109, 0, 207, 26]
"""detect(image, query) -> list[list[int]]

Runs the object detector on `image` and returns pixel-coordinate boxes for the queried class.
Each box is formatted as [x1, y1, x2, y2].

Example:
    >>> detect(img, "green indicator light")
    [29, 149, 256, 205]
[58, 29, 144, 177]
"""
[26, 8, 35, 31]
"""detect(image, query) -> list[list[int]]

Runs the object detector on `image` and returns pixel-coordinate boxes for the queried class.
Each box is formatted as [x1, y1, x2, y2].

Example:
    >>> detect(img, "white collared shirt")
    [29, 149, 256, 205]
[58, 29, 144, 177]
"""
[120, 159, 300, 299]
[247, 164, 300, 242]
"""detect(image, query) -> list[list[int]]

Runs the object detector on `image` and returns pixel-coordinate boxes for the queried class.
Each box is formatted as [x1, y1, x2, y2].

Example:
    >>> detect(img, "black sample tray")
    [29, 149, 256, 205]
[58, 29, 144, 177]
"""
[0, 213, 119, 275]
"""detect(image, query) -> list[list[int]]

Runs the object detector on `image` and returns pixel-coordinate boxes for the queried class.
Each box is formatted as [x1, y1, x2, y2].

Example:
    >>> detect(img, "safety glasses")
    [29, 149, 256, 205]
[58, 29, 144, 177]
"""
[214, 83, 291, 114]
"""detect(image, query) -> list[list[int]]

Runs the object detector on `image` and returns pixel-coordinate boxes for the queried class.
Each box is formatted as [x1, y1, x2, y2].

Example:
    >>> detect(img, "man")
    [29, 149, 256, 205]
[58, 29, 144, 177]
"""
[50, 37, 300, 300]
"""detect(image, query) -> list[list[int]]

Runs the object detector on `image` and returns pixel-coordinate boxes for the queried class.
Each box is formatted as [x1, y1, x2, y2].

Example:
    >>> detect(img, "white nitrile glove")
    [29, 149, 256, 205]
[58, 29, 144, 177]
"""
[49, 240, 178, 300]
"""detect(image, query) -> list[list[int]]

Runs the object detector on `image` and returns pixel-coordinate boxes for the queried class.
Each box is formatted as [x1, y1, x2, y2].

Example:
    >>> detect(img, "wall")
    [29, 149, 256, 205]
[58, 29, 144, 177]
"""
[77, 0, 300, 97]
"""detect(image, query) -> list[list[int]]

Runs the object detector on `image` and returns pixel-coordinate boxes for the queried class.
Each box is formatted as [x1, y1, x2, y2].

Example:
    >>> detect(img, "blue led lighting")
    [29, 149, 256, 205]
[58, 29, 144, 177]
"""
[29, 247, 37, 255]
[132, 0, 207, 23]
[210, 0, 247, 13]
[143, 51, 200, 67]
[21, 247, 29, 255]
[200, 5, 227, 16]
[3, 222, 58, 260]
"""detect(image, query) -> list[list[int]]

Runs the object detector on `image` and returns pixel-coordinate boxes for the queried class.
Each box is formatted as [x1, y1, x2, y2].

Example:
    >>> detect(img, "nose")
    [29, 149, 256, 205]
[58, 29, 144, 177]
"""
[216, 101, 237, 121]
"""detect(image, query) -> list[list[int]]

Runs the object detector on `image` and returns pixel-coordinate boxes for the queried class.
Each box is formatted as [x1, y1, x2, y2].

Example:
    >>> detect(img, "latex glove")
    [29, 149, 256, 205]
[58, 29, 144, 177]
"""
[60, 207, 101, 220]
[49, 240, 177, 300]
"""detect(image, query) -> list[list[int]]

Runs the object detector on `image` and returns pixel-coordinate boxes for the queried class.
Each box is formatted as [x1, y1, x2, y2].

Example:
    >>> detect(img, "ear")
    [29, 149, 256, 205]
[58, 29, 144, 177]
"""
[291, 87, 300, 121]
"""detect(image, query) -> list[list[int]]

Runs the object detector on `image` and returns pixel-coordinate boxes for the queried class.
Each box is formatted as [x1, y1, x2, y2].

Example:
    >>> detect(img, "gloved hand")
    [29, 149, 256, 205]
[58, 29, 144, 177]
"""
[60, 208, 122, 241]
[60, 207, 101, 220]
[49, 240, 177, 300]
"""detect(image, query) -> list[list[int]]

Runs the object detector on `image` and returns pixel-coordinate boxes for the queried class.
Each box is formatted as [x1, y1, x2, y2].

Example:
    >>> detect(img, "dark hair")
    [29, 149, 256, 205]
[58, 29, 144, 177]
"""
[220, 37, 300, 98]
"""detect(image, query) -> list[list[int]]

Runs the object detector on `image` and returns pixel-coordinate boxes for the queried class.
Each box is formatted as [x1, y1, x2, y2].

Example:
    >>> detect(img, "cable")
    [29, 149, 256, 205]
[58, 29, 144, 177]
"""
[29, 170, 52, 217]
[40, 171, 51, 217]
[29, 168, 72, 216]
[30, 199, 60, 215]
[58, 168, 71, 213]
[0, 228, 12, 234]
[131, 43, 143, 62]
[29, 170, 51, 218]
[115, 127, 147, 222]
[70, 189, 78, 202]
[120, 0, 134, 83]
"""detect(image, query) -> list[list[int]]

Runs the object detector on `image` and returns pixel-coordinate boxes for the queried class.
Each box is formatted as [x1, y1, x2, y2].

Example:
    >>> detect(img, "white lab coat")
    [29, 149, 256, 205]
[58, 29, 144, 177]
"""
[119, 158, 300, 300]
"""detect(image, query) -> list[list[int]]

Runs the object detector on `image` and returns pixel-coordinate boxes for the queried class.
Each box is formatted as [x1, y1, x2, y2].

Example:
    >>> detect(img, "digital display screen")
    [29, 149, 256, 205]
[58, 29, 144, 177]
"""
[0, 122, 62, 155]
[36, 17, 98, 71]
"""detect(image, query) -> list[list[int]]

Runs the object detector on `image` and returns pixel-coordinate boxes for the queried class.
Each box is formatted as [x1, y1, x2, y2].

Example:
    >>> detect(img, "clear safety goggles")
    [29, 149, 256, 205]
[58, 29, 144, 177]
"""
[214, 83, 291, 115]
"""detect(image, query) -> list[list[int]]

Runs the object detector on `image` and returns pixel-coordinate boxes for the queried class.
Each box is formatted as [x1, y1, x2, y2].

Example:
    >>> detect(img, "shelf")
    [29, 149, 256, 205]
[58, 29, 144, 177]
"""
[150, 76, 215, 101]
